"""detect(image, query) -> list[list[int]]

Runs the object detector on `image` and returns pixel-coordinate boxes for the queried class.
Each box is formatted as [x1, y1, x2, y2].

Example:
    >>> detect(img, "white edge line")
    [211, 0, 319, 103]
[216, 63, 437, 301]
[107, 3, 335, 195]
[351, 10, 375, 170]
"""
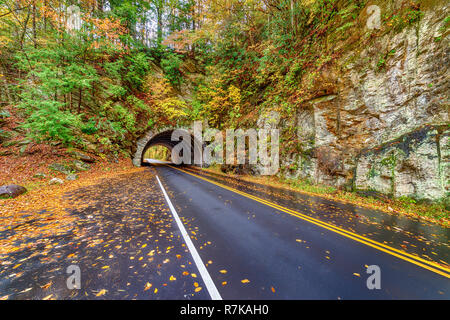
[156, 175, 223, 300]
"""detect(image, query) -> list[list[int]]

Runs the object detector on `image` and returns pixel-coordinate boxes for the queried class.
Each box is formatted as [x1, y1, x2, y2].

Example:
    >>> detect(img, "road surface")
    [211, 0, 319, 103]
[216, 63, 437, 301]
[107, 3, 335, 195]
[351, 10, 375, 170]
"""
[0, 163, 449, 299]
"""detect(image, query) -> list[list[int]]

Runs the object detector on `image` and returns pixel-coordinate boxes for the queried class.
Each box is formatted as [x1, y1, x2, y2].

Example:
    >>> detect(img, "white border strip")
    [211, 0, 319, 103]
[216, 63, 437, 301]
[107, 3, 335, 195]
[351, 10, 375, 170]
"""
[156, 175, 222, 300]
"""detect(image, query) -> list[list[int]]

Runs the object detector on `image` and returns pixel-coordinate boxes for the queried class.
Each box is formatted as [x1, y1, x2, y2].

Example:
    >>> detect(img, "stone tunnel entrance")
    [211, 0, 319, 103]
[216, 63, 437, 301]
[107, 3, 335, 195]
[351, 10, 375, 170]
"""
[132, 128, 203, 167]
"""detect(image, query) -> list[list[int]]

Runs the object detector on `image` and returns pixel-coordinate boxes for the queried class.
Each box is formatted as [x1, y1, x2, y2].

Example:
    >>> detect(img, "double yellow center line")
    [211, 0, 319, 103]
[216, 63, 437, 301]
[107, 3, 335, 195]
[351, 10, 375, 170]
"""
[166, 165, 450, 279]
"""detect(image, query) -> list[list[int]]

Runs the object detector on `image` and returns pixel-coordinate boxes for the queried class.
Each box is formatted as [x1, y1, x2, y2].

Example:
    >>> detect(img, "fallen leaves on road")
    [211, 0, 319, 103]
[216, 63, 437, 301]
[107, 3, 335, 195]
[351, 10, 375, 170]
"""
[95, 289, 107, 297]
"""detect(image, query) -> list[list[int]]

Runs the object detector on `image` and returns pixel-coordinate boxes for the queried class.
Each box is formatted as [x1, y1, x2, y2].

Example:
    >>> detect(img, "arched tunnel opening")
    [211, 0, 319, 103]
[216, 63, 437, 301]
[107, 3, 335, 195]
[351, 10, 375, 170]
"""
[139, 130, 203, 167]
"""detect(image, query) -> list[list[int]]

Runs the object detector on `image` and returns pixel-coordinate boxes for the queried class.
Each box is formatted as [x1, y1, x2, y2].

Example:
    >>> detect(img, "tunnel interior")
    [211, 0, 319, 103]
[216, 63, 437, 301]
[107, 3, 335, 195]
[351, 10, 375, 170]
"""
[140, 130, 203, 166]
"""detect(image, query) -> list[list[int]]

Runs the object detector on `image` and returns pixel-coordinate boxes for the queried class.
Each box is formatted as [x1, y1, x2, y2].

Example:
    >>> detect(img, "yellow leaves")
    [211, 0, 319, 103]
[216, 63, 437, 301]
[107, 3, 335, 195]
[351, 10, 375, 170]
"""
[193, 283, 202, 292]
[241, 279, 250, 284]
[169, 275, 176, 281]
[42, 294, 54, 300]
[227, 85, 242, 108]
[12, 263, 22, 269]
[163, 258, 170, 264]
[145, 77, 188, 122]
[191, 273, 197, 278]
[182, 271, 189, 276]
[353, 273, 361, 277]
[141, 244, 147, 249]
[144, 282, 152, 291]
[176, 254, 181, 259]
[101, 265, 110, 270]
[222, 281, 227, 286]
[154, 288, 158, 294]
[95, 289, 107, 297]
[219, 269, 227, 274]
[40, 281, 52, 289]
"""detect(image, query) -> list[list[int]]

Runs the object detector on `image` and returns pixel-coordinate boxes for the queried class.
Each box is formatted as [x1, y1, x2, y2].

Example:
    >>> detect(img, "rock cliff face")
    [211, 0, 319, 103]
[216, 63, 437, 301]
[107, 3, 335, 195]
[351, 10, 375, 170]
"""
[282, 1, 449, 202]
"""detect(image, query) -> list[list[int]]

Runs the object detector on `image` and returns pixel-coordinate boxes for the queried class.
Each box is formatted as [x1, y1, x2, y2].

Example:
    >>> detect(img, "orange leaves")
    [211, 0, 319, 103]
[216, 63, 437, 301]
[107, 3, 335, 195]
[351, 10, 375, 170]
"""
[193, 282, 202, 292]
[144, 282, 152, 291]
[89, 16, 128, 51]
[95, 289, 107, 297]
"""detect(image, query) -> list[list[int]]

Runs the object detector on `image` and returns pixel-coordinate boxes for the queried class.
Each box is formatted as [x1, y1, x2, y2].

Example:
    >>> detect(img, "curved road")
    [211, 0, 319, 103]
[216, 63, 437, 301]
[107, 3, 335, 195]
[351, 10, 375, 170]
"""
[0, 162, 449, 300]
[154, 164, 450, 299]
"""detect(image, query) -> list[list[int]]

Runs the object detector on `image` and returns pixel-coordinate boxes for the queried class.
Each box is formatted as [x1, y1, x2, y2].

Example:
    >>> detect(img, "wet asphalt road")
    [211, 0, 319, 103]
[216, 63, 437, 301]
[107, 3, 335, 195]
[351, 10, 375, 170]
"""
[0, 168, 210, 300]
[154, 164, 450, 299]
[0, 164, 449, 299]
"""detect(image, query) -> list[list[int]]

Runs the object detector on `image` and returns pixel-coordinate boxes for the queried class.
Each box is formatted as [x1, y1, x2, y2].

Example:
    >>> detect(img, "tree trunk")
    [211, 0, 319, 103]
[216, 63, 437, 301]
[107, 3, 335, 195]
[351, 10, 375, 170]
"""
[97, 0, 103, 12]
[78, 88, 82, 113]
[32, 1, 36, 48]
[19, 8, 31, 50]
[290, 0, 295, 35]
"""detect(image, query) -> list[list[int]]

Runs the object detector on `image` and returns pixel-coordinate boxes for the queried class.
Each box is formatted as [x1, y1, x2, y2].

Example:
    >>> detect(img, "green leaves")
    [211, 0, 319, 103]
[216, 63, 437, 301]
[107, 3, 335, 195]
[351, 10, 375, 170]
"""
[125, 52, 150, 90]
[161, 51, 183, 87]
[21, 101, 81, 144]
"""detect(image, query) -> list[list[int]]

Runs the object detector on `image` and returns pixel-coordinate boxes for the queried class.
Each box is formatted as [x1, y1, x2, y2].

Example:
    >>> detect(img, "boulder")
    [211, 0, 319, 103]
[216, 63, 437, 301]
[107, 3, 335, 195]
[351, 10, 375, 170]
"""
[66, 174, 78, 181]
[49, 178, 64, 185]
[0, 184, 27, 198]
[49, 163, 72, 175]
[33, 173, 46, 179]
[72, 160, 90, 172]
[69, 151, 95, 163]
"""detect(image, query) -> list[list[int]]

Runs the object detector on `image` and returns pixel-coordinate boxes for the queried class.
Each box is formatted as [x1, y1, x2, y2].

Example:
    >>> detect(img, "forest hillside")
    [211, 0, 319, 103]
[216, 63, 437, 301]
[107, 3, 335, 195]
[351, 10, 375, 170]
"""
[0, 0, 448, 213]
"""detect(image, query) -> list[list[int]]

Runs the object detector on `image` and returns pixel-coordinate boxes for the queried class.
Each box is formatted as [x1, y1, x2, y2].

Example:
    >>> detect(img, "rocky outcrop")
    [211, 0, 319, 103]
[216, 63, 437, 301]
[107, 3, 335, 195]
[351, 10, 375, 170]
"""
[281, 1, 449, 202]
[0, 184, 27, 198]
[355, 125, 447, 201]
[69, 151, 95, 163]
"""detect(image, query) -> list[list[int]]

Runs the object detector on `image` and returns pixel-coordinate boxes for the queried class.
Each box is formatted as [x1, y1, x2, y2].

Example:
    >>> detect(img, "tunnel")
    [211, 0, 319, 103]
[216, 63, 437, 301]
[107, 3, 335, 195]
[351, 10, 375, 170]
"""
[134, 129, 204, 167]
